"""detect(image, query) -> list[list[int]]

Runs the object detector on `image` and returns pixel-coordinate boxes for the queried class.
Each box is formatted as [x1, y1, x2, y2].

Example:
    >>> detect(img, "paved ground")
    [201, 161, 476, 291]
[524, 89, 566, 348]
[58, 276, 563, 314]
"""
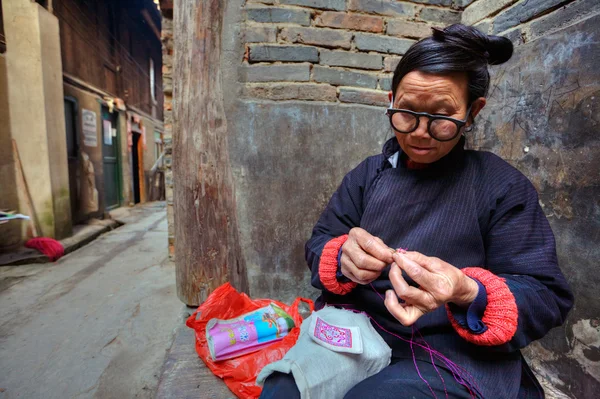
[0, 202, 184, 399]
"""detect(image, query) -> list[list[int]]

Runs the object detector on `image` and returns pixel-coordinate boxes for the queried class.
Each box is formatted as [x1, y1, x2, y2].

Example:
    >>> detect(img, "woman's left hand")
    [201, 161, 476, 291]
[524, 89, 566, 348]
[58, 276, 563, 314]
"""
[384, 251, 479, 326]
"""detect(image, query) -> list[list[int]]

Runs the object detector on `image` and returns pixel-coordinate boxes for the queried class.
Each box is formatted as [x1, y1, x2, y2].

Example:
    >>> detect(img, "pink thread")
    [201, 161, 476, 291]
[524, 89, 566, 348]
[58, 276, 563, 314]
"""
[327, 302, 478, 398]
[411, 325, 437, 398]
[369, 282, 386, 301]
[326, 245, 482, 398]
[415, 326, 449, 399]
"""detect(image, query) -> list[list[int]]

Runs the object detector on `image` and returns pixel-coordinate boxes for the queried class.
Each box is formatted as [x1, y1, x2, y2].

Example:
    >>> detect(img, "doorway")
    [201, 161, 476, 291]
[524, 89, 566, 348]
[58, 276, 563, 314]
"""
[64, 97, 80, 223]
[101, 106, 121, 210]
[131, 132, 141, 204]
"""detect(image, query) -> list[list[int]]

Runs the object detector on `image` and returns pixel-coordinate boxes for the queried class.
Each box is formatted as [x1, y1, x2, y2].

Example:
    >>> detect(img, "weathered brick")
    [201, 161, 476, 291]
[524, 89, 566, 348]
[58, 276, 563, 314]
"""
[239, 63, 311, 82]
[387, 19, 434, 39]
[348, 0, 417, 18]
[492, 0, 565, 34]
[312, 66, 378, 88]
[247, 0, 276, 4]
[462, 0, 516, 26]
[339, 87, 389, 106]
[417, 7, 461, 23]
[410, 0, 452, 6]
[243, 83, 338, 101]
[526, 0, 600, 41]
[246, 6, 311, 26]
[384, 56, 402, 72]
[243, 25, 277, 43]
[354, 33, 415, 55]
[280, 27, 352, 49]
[249, 45, 319, 63]
[319, 49, 383, 70]
[163, 76, 173, 95]
[474, 18, 492, 34]
[315, 11, 384, 33]
[279, 0, 346, 11]
[453, 0, 477, 8]
[378, 74, 394, 91]
[501, 27, 523, 45]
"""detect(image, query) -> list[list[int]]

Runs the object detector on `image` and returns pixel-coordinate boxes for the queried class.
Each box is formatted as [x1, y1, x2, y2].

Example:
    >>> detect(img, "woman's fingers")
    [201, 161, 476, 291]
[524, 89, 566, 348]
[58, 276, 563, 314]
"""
[393, 252, 437, 290]
[341, 252, 380, 284]
[404, 251, 440, 272]
[346, 239, 388, 272]
[393, 252, 456, 302]
[389, 263, 432, 306]
[384, 290, 423, 326]
[351, 228, 394, 264]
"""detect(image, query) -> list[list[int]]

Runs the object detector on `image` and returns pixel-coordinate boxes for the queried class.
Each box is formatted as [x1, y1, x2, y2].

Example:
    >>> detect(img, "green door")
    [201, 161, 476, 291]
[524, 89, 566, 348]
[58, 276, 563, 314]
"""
[101, 107, 121, 210]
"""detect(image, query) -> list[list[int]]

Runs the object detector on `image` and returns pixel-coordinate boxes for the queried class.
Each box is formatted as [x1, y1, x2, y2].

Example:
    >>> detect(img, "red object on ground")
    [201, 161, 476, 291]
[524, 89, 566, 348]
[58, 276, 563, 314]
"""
[186, 283, 314, 399]
[25, 237, 65, 261]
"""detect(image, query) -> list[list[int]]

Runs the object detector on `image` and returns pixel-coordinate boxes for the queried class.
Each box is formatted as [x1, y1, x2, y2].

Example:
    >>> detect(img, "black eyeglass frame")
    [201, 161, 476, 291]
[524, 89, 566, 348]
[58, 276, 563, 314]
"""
[385, 104, 473, 142]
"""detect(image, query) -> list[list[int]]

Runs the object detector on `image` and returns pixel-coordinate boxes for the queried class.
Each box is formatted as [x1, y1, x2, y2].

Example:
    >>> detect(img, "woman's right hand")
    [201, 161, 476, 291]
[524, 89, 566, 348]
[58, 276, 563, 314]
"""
[340, 227, 395, 285]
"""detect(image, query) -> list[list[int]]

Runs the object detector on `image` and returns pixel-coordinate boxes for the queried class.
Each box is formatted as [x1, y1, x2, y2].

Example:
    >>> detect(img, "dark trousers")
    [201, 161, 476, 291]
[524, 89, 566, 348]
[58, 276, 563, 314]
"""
[259, 358, 476, 399]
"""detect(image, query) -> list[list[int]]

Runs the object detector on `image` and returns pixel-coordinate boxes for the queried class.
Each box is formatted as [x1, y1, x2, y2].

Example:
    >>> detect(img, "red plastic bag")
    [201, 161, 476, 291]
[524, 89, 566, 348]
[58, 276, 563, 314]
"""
[186, 283, 314, 399]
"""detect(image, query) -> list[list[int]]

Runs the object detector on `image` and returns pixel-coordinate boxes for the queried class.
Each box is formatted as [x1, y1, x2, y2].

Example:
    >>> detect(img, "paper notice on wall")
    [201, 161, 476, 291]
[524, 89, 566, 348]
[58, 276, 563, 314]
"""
[82, 109, 97, 147]
[103, 120, 112, 145]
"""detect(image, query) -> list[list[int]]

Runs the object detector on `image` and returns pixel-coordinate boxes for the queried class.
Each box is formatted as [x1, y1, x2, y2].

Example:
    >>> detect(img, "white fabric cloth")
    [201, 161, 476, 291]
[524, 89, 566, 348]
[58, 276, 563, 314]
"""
[256, 307, 391, 399]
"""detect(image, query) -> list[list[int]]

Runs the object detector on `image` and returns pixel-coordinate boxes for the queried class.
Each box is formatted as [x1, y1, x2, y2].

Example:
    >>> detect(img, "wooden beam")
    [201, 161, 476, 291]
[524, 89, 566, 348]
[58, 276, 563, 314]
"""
[142, 9, 161, 42]
[172, 0, 248, 306]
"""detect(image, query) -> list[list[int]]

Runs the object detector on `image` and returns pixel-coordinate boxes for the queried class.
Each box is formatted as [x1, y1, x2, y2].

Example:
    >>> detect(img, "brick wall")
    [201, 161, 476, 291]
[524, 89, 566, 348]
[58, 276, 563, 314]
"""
[240, 0, 467, 106]
[160, 2, 174, 259]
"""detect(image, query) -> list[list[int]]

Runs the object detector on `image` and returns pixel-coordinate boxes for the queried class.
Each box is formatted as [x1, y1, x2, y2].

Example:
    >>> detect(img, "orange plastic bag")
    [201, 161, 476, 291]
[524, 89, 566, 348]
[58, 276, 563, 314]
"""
[186, 283, 314, 399]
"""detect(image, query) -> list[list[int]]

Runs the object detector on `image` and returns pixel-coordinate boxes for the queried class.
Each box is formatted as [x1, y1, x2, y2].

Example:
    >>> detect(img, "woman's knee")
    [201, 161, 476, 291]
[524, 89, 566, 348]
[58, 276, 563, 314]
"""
[259, 372, 301, 399]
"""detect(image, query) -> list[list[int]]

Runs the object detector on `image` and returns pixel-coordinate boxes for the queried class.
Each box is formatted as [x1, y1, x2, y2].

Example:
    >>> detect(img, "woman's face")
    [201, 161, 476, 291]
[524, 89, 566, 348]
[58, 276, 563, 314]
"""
[392, 71, 485, 164]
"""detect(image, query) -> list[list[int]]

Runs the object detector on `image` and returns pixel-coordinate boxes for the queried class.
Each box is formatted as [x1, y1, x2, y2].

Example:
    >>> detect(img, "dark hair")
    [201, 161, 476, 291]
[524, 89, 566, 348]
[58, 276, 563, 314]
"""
[391, 24, 513, 105]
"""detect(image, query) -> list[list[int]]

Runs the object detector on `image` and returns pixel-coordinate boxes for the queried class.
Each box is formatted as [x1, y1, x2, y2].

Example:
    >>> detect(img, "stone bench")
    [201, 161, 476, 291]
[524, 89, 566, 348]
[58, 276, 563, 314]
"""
[156, 315, 570, 399]
[156, 322, 235, 399]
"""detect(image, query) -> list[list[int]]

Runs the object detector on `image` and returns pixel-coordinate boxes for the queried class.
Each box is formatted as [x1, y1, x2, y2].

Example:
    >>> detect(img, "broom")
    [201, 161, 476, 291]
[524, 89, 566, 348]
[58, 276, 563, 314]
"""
[12, 139, 65, 262]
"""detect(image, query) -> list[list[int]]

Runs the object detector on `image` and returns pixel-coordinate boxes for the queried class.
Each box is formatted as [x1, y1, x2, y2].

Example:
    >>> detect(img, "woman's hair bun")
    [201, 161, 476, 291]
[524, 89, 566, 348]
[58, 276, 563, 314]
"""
[485, 34, 513, 65]
[431, 24, 514, 66]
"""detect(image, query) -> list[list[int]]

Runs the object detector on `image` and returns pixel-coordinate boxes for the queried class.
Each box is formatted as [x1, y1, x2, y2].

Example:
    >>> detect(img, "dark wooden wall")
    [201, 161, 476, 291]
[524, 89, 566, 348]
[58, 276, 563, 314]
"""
[54, 0, 163, 119]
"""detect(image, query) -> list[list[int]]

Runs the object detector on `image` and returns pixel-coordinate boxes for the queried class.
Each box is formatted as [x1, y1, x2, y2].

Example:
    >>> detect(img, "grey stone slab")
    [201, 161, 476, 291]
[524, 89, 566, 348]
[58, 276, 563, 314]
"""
[320, 49, 384, 69]
[249, 45, 319, 63]
[312, 65, 378, 88]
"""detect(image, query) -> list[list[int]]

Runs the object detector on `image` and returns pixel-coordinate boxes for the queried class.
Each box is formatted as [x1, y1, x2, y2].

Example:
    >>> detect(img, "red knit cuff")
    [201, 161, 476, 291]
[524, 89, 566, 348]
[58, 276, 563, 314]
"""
[318, 235, 356, 295]
[446, 267, 518, 346]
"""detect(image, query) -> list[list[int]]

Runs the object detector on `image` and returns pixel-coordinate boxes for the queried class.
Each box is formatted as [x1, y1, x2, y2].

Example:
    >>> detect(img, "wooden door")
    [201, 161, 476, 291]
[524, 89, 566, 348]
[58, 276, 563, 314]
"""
[101, 107, 121, 210]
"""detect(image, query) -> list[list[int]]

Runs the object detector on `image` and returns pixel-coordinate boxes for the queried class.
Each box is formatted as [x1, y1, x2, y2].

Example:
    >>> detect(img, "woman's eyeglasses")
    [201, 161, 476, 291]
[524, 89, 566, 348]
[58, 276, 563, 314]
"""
[385, 105, 473, 142]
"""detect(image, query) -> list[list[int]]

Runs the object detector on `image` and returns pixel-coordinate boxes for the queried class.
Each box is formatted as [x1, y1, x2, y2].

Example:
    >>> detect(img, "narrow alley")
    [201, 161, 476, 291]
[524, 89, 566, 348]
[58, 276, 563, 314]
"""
[0, 203, 183, 399]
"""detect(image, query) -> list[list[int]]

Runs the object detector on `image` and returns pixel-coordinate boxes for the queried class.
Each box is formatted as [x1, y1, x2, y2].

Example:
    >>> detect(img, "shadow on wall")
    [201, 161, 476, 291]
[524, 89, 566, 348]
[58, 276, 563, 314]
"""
[469, 16, 600, 399]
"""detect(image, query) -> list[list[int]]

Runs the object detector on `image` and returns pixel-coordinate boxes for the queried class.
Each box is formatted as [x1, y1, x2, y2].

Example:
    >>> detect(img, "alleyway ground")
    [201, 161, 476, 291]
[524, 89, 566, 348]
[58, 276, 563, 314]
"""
[0, 202, 184, 399]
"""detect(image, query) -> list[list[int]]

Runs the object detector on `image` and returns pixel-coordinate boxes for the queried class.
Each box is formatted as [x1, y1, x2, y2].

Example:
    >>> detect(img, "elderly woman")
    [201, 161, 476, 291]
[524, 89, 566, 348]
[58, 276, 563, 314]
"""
[260, 24, 573, 398]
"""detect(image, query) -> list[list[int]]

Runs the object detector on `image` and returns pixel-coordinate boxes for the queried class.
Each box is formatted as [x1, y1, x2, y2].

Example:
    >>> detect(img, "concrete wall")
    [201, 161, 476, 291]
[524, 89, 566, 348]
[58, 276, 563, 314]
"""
[62, 83, 106, 219]
[3, 0, 71, 241]
[461, 0, 600, 397]
[222, 0, 465, 301]
[39, 7, 71, 239]
[0, 54, 20, 250]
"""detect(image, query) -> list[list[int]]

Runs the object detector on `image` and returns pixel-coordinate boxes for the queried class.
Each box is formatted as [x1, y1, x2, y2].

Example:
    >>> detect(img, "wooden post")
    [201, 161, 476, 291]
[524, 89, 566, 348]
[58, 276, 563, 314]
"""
[172, 0, 248, 306]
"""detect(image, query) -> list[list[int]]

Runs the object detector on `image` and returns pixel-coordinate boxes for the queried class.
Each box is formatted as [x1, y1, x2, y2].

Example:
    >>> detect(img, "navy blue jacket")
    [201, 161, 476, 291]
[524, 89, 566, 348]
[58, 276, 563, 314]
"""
[306, 137, 573, 398]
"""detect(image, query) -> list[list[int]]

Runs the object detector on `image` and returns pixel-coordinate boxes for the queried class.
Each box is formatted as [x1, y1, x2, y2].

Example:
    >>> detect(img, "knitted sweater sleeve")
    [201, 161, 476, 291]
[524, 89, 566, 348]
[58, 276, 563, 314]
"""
[448, 167, 573, 349]
[305, 157, 379, 295]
